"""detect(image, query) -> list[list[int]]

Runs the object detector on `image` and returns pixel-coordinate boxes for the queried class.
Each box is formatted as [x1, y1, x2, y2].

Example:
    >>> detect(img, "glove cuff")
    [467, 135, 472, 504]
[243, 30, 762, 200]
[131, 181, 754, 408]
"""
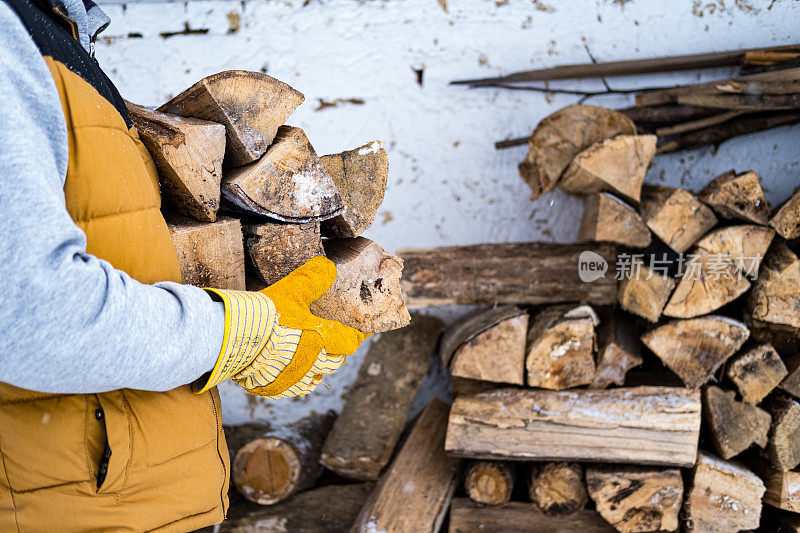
[193, 289, 277, 393]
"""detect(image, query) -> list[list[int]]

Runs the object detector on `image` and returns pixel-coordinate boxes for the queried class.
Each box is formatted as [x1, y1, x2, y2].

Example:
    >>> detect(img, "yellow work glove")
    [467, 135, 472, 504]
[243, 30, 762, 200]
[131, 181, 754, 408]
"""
[193, 256, 367, 398]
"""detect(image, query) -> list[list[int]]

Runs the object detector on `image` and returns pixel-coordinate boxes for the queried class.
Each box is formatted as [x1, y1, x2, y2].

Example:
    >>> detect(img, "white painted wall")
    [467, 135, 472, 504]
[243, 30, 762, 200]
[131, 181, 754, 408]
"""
[96, 0, 800, 427]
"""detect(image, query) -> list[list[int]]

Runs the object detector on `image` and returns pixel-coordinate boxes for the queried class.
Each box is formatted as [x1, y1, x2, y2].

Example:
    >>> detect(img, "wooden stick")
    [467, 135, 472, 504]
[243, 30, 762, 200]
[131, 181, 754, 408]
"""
[319, 316, 442, 480]
[727, 344, 788, 405]
[243, 222, 323, 286]
[697, 169, 771, 224]
[399, 242, 618, 308]
[702, 385, 770, 459]
[445, 387, 701, 467]
[449, 499, 614, 532]
[464, 461, 515, 506]
[618, 104, 717, 125]
[676, 93, 800, 111]
[655, 110, 742, 136]
[529, 463, 588, 517]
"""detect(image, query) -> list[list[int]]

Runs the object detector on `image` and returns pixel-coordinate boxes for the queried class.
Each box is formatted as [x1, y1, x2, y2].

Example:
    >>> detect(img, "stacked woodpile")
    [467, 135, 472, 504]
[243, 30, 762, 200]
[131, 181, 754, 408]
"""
[130, 70, 409, 333]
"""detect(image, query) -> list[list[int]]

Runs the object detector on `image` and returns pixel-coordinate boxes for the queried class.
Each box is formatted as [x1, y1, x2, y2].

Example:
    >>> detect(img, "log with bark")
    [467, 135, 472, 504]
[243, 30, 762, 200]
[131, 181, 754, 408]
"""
[639, 185, 718, 253]
[517, 104, 636, 200]
[440, 306, 528, 385]
[763, 393, 800, 471]
[221, 126, 345, 222]
[319, 316, 442, 481]
[525, 304, 597, 390]
[770, 186, 800, 239]
[747, 241, 800, 331]
[697, 169, 770, 225]
[449, 499, 616, 533]
[351, 399, 460, 533]
[578, 192, 651, 248]
[159, 70, 304, 167]
[320, 141, 388, 238]
[702, 385, 770, 459]
[558, 134, 657, 203]
[166, 214, 246, 289]
[591, 308, 643, 388]
[586, 465, 683, 533]
[529, 462, 588, 517]
[309, 237, 410, 333]
[400, 242, 618, 308]
[640, 316, 750, 389]
[230, 411, 335, 505]
[464, 461, 515, 506]
[243, 221, 324, 285]
[683, 452, 765, 533]
[127, 102, 226, 222]
[727, 343, 787, 405]
[617, 256, 676, 323]
[445, 387, 701, 467]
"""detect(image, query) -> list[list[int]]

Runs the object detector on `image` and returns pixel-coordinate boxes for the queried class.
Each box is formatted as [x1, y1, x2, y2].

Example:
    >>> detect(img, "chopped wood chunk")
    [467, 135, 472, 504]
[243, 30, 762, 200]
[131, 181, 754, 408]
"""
[763, 394, 800, 471]
[727, 344, 787, 405]
[641, 316, 749, 389]
[529, 463, 588, 517]
[697, 169, 770, 224]
[450, 499, 615, 533]
[748, 458, 800, 513]
[578, 192, 652, 247]
[780, 355, 800, 398]
[320, 141, 388, 238]
[617, 257, 676, 322]
[591, 308, 643, 388]
[770, 186, 800, 239]
[243, 222, 323, 286]
[694, 224, 774, 276]
[159, 70, 304, 166]
[560, 134, 657, 203]
[748, 241, 800, 330]
[640, 185, 718, 253]
[746, 314, 800, 357]
[703, 385, 770, 459]
[464, 461, 515, 506]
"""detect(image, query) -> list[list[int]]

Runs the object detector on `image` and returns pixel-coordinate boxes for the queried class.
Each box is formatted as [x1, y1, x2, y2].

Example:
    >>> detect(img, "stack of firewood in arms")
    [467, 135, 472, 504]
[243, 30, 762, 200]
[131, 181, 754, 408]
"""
[128, 70, 409, 334]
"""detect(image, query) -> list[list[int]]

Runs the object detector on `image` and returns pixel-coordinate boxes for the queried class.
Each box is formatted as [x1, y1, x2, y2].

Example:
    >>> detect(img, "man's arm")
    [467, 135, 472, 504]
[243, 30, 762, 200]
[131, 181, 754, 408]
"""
[0, 1, 225, 394]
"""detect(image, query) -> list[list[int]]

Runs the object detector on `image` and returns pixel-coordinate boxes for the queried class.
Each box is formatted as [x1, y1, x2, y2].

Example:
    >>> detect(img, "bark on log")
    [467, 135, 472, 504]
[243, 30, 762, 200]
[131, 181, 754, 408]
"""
[464, 461, 515, 506]
[763, 393, 800, 471]
[702, 385, 770, 459]
[727, 343, 787, 405]
[400, 242, 618, 308]
[639, 185, 718, 253]
[591, 308, 643, 388]
[445, 387, 701, 466]
[617, 256, 676, 323]
[697, 169, 770, 225]
[310, 237, 410, 333]
[230, 411, 335, 505]
[640, 316, 750, 389]
[449, 499, 615, 533]
[221, 126, 344, 222]
[559, 134, 657, 203]
[243, 221, 324, 286]
[166, 214, 245, 289]
[747, 241, 800, 330]
[748, 458, 800, 512]
[578, 192, 652, 247]
[518, 104, 636, 200]
[320, 141, 388, 238]
[127, 102, 225, 222]
[586, 465, 683, 533]
[525, 305, 597, 390]
[351, 399, 460, 533]
[320, 316, 442, 481]
[683, 452, 765, 533]
[158, 70, 304, 167]
[770, 186, 800, 240]
[529, 462, 588, 517]
[441, 306, 528, 385]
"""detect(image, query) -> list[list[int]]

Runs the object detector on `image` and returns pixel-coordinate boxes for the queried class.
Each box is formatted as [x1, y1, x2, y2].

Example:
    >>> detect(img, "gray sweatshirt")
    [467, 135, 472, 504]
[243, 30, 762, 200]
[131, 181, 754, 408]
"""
[0, 0, 225, 394]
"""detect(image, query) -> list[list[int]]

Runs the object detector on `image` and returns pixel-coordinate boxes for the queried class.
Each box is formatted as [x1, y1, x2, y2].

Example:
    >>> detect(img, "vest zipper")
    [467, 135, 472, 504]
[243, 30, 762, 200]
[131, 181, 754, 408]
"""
[96, 444, 112, 489]
[209, 392, 227, 515]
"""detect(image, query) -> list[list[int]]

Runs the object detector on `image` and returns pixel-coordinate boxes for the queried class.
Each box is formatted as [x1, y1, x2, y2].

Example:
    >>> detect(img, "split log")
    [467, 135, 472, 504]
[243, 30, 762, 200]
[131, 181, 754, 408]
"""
[763, 393, 800, 471]
[586, 465, 683, 533]
[525, 305, 597, 390]
[746, 314, 800, 357]
[243, 221, 324, 285]
[230, 411, 335, 505]
[591, 308, 643, 388]
[310, 237, 410, 333]
[639, 185, 718, 253]
[444, 387, 701, 467]
[780, 355, 800, 398]
[702, 385, 770, 459]
[464, 461, 515, 506]
[683, 452, 765, 533]
[578, 192, 651, 247]
[748, 241, 800, 330]
[319, 316, 442, 480]
[320, 141, 388, 238]
[727, 344, 787, 405]
[216, 482, 374, 533]
[449, 499, 615, 533]
[748, 458, 800, 512]
[351, 399, 460, 533]
[559, 134, 657, 203]
[617, 256, 676, 322]
[529, 462, 588, 517]
[221, 126, 345, 222]
[440, 306, 528, 385]
[166, 214, 245, 289]
[127, 102, 225, 222]
[694, 224, 774, 276]
[159, 70, 304, 166]
[770, 186, 800, 240]
[518, 104, 636, 200]
[400, 242, 618, 308]
[697, 170, 770, 225]
[641, 316, 749, 389]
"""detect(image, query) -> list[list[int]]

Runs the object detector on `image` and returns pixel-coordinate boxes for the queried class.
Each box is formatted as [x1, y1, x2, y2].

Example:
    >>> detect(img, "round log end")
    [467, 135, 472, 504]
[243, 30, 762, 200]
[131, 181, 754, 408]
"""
[232, 437, 301, 505]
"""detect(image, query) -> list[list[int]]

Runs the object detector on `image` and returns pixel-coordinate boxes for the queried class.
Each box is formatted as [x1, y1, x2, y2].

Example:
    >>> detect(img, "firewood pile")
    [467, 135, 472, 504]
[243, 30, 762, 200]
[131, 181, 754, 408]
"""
[129, 70, 410, 333]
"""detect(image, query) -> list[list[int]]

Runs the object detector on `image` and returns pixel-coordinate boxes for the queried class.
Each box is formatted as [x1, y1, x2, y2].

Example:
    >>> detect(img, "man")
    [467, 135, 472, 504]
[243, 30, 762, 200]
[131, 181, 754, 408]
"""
[0, 0, 366, 530]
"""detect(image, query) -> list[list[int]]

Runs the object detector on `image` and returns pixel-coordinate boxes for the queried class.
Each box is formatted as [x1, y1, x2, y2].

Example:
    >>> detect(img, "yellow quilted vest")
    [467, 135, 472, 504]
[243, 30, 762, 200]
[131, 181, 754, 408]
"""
[0, 3, 229, 531]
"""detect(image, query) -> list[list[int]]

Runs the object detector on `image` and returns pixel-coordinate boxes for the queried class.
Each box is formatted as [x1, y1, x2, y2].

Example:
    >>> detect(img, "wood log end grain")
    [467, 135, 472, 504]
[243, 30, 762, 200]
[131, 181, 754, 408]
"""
[769, 185, 800, 240]
[697, 169, 771, 225]
[702, 385, 771, 460]
[464, 461, 515, 506]
[243, 221, 324, 286]
[617, 257, 676, 323]
[640, 185, 718, 254]
[727, 343, 787, 405]
[529, 462, 588, 517]
[578, 192, 652, 247]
